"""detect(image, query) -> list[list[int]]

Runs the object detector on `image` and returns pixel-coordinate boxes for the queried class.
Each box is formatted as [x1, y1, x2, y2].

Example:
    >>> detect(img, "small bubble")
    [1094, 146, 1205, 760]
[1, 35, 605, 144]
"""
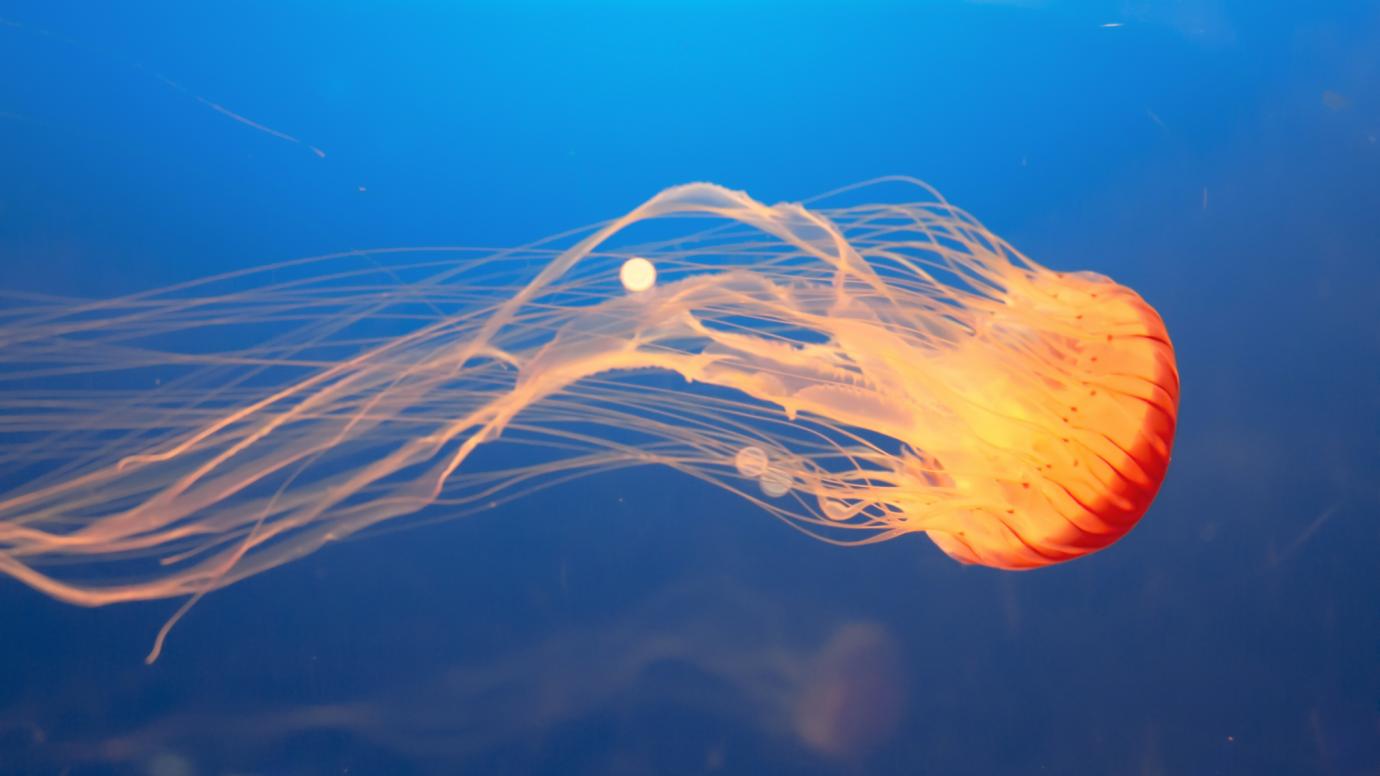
[619, 256, 657, 293]
[759, 467, 792, 498]
[734, 446, 769, 478]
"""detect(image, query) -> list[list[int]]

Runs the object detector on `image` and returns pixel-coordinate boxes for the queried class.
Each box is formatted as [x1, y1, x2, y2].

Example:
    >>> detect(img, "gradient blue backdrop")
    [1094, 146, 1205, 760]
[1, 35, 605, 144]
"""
[0, 2, 1377, 774]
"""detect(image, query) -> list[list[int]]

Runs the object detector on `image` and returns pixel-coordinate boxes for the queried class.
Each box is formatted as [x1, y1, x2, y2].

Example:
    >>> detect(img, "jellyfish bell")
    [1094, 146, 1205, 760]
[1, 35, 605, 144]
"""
[0, 178, 1177, 656]
[898, 264, 1178, 568]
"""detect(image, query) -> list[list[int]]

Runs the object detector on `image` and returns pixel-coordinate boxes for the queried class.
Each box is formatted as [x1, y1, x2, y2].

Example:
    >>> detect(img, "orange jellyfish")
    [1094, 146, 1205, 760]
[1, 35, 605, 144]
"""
[0, 178, 1178, 658]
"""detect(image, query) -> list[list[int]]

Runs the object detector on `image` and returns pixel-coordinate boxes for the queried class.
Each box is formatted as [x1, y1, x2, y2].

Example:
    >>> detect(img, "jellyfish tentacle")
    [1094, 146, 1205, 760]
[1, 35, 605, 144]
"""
[0, 180, 1178, 631]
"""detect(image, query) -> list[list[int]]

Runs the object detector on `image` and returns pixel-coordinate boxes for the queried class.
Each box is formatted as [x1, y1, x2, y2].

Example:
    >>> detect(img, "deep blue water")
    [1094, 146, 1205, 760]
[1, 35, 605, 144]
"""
[0, 2, 1377, 774]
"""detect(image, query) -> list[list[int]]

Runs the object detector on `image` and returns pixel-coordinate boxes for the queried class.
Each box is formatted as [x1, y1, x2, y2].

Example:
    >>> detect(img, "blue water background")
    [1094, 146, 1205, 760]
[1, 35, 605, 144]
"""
[0, 2, 1377, 773]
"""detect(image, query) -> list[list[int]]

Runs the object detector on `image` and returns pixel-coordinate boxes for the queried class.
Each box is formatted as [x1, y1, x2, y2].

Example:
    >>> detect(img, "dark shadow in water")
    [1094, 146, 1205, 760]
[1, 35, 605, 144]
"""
[1, 579, 908, 774]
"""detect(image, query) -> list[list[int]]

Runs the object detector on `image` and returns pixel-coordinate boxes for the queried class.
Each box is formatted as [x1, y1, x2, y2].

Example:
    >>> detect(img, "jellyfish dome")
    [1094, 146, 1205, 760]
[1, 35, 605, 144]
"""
[0, 178, 1178, 649]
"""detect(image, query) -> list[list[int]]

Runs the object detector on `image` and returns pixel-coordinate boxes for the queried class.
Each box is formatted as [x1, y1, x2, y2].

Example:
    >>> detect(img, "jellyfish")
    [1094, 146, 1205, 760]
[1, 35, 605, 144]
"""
[0, 178, 1179, 659]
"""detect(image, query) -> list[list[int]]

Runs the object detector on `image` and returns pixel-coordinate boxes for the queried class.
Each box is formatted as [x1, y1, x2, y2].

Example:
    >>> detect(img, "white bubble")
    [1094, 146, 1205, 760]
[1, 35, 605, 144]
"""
[759, 467, 792, 498]
[619, 256, 657, 293]
[734, 445, 769, 478]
